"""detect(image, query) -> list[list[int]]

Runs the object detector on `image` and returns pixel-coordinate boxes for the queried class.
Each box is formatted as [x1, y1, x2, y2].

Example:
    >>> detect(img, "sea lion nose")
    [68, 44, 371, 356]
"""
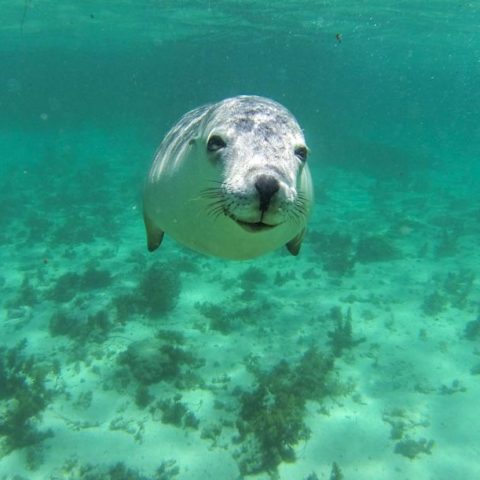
[255, 174, 280, 212]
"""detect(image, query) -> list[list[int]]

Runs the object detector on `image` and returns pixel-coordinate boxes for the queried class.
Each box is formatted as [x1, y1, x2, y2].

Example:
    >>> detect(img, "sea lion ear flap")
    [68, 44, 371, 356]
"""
[143, 210, 165, 252]
[286, 228, 306, 256]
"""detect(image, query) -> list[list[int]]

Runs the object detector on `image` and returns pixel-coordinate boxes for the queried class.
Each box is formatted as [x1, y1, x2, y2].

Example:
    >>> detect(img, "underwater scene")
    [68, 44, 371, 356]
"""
[1, 1, 480, 479]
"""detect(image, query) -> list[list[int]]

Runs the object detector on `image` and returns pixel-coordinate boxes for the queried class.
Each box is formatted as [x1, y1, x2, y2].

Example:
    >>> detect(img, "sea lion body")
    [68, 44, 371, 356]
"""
[143, 95, 313, 260]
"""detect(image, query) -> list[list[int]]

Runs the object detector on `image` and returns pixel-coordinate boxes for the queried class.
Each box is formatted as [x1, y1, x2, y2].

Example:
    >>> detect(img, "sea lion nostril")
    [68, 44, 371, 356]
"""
[255, 174, 280, 212]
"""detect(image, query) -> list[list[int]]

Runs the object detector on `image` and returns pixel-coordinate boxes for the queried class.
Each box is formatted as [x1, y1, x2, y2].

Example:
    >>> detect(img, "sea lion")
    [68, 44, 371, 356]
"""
[143, 95, 313, 260]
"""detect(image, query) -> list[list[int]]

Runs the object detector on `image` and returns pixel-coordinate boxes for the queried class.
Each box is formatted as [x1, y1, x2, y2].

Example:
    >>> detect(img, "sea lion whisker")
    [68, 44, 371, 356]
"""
[200, 191, 225, 202]
[289, 202, 307, 224]
[201, 192, 224, 200]
[211, 206, 228, 220]
[288, 210, 303, 225]
[201, 185, 223, 192]
[207, 201, 226, 211]
[201, 188, 221, 194]
[205, 199, 230, 219]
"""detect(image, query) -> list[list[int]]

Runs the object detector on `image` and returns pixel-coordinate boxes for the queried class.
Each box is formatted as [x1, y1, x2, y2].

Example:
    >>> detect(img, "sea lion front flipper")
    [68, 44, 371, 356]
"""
[143, 211, 164, 252]
[286, 228, 305, 256]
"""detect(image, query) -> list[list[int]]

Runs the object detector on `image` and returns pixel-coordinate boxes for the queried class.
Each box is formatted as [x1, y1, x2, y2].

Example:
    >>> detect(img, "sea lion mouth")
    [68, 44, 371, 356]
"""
[229, 214, 281, 233]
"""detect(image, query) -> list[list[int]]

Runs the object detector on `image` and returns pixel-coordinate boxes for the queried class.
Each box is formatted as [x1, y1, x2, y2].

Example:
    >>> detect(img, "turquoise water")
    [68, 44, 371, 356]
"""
[1, 1, 479, 479]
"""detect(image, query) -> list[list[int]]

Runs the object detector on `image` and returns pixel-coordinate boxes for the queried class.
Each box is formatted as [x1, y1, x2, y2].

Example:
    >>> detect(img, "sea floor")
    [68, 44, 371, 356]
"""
[1, 126, 479, 479]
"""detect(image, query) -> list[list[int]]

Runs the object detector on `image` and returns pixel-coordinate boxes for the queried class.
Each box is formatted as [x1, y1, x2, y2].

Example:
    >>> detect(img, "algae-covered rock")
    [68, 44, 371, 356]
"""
[48, 268, 113, 304]
[49, 308, 111, 342]
[138, 264, 181, 316]
[421, 291, 447, 316]
[422, 269, 475, 316]
[153, 395, 199, 430]
[236, 348, 334, 475]
[394, 437, 434, 459]
[58, 459, 179, 479]
[464, 317, 480, 340]
[310, 230, 355, 276]
[327, 307, 366, 357]
[0, 341, 53, 454]
[118, 337, 203, 387]
[356, 234, 400, 263]
[114, 264, 182, 321]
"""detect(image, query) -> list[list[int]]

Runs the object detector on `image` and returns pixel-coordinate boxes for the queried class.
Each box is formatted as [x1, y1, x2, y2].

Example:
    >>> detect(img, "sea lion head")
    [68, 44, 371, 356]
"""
[198, 96, 312, 234]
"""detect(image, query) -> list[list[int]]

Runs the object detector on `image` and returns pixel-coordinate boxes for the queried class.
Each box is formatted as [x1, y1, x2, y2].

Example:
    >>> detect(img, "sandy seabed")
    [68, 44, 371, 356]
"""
[1, 127, 479, 479]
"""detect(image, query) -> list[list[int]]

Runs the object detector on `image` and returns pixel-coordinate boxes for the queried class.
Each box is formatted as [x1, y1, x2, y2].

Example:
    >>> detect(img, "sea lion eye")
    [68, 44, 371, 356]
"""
[207, 135, 226, 152]
[294, 146, 308, 162]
